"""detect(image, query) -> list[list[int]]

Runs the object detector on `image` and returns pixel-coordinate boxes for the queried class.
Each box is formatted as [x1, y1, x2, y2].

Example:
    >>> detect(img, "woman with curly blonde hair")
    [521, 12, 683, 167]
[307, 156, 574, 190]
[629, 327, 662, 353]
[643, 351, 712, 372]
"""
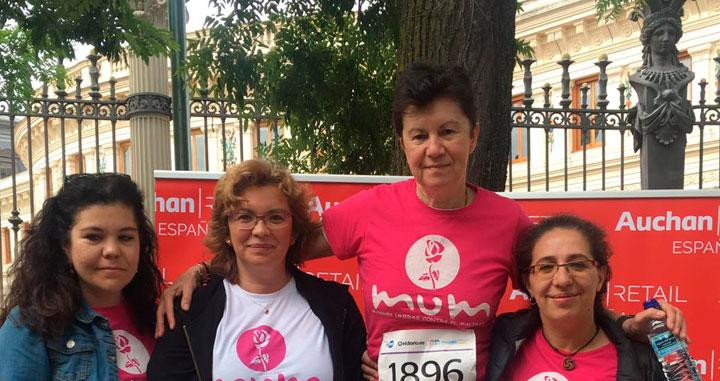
[148, 159, 366, 380]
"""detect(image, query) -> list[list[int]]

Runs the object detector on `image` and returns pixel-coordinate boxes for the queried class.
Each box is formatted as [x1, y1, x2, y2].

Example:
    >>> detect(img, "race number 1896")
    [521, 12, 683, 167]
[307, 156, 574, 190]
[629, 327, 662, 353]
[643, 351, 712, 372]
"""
[387, 358, 464, 381]
[378, 329, 476, 381]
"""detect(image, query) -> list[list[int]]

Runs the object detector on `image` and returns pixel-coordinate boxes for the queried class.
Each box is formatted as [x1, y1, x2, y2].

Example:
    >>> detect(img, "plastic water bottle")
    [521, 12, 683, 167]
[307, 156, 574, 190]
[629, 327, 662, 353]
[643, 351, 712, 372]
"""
[643, 299, 702, 381]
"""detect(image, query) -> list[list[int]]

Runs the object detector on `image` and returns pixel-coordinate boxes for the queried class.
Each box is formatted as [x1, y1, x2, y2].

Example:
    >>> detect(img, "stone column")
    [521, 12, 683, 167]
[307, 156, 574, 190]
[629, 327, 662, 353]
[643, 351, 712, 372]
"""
[127, 1, 172, 219]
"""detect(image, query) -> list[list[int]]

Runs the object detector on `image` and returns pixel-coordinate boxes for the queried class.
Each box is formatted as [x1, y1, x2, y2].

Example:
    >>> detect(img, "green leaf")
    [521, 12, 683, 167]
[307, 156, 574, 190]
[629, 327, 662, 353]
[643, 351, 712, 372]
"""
[1, 0, 174, 102]
[515, 38, 535, 66]
[594, 0, 646, 22]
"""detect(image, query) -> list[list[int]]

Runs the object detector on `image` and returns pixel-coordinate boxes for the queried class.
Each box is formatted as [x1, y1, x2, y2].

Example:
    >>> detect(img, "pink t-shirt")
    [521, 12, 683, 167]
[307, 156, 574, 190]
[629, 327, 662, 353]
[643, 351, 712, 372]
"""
[94, 302, 155, 381]
[322, 179, 530, 378]
[504, 329, 618, 381]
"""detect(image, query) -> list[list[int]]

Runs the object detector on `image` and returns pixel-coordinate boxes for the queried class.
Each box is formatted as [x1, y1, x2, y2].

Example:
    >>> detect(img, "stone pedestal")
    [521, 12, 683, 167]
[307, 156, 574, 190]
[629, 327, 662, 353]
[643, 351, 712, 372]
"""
[639, 133, 687, 189]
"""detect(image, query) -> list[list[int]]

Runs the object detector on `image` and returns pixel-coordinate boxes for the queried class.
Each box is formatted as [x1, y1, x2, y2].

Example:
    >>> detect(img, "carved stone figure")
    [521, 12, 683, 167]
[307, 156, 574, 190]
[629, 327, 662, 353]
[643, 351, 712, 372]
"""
[629, 0, 694, 189]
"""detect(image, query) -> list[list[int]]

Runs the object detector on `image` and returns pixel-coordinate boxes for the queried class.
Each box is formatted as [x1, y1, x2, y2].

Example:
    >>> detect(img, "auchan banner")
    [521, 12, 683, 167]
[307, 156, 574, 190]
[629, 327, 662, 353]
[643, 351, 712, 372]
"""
[155, 171, 720, 380]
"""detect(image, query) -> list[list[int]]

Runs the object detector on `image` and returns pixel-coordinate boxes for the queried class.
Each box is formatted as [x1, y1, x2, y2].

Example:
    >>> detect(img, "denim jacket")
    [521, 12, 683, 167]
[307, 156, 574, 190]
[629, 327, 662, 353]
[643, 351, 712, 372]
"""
[0, 304, 119, 381]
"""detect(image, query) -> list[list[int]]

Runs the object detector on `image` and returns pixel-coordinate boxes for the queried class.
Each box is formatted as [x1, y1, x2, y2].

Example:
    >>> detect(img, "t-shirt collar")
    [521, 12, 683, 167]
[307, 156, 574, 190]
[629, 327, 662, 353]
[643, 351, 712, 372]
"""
[409, 178, 480, 212]
[75, 301, 108, 324]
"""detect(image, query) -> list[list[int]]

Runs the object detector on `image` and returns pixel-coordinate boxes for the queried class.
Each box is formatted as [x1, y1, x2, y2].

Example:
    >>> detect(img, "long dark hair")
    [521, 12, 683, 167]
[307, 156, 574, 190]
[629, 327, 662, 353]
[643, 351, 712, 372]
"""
[0, 173, 162, 338]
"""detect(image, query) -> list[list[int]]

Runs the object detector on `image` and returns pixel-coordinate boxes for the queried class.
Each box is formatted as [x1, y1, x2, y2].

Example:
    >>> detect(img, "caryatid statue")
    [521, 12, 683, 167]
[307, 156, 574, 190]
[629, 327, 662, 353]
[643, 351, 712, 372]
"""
[629, 0, 694, 189]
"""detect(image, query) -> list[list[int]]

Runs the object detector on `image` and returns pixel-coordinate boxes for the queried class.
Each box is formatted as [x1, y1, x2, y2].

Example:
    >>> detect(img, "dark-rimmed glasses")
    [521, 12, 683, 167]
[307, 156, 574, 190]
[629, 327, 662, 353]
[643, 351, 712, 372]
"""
[228, 210, 291, 230]
[527, 259, 598, 279]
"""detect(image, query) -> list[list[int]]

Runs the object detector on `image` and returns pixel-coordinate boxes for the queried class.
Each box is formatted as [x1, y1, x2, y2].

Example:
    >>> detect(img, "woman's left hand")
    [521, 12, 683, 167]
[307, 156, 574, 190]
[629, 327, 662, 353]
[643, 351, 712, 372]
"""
[622, 300, 689, 343]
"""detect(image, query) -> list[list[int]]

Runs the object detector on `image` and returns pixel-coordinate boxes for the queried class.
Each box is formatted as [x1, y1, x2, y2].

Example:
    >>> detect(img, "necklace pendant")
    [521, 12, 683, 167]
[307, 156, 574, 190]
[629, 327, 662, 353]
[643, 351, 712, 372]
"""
[563, 356, 576, 371]
[264, 307, 269, 314]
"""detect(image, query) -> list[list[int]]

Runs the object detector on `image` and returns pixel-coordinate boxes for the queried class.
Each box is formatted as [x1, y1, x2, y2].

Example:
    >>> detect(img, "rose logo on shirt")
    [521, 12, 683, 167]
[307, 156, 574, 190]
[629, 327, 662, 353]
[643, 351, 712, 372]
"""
[236, 325, 286, 372]
[111, 330, 150, 375]
[405, 235, 460, 290]
[252, 329, 271, 369]
[528, 372, 568, 381]
[418, 239, 444, 289]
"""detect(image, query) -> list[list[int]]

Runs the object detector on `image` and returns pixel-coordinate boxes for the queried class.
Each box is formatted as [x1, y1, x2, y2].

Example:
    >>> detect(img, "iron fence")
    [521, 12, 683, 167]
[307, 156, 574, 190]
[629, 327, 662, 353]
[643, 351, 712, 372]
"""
[4, 53, 720, 270]
[0, 55, 280, 274]
[507, 55, 720, 192]
[189, 88, 281, 172]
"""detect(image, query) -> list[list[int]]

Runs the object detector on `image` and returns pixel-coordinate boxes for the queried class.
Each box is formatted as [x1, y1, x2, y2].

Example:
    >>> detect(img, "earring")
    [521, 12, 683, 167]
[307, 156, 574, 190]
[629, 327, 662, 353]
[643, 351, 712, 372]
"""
[225, 239, 231, 245]
[529, 296, 537, 306]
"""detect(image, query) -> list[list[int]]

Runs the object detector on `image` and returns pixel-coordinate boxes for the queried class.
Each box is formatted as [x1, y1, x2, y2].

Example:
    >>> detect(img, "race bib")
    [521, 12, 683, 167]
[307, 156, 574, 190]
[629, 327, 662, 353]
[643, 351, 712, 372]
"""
[378, 329, 476, 381]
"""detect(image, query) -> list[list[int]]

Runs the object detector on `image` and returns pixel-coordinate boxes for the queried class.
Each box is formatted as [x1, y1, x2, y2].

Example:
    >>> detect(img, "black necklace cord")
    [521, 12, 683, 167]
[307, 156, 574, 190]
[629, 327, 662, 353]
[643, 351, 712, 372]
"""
[541, 325, 601, 371]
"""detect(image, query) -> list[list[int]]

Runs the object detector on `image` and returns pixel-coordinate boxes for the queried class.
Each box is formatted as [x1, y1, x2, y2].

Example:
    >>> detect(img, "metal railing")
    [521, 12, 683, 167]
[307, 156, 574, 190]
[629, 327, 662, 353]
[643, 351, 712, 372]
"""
[0, 55, 280, 272]
[4, 53, 720, 265]
[507, 55, 720, 192]
[189, 88, 281, 172]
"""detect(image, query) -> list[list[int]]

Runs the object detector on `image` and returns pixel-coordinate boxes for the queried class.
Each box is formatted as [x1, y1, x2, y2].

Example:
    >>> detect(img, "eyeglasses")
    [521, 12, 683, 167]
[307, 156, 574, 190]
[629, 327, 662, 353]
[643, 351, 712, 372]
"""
[228, 210, 291, 230]
[527, 259, 598, 279]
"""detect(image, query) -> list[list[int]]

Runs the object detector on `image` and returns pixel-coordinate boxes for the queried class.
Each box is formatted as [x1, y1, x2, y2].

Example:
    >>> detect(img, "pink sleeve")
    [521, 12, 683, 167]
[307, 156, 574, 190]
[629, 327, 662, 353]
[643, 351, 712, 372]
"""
[322, 188, 374, 260]
[510, 205, 532, 290]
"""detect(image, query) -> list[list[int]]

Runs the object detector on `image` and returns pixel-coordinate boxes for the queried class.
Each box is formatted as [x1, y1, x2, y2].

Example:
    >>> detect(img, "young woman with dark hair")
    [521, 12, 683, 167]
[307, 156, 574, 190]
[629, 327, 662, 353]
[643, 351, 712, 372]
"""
[0, 173, 163, 380]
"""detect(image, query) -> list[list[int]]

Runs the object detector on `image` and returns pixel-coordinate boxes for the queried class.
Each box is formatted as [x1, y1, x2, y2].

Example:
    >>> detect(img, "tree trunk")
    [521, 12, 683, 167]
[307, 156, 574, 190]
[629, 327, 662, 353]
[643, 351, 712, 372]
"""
[397, 0, 516, 191]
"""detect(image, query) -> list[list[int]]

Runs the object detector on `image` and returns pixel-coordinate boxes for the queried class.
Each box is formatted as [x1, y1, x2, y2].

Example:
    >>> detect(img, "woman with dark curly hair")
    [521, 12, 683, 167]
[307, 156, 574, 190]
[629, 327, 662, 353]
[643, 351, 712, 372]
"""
[486, 215, 664, 381]
[0, 173, 163, 380]
[147, 159, 366, 380]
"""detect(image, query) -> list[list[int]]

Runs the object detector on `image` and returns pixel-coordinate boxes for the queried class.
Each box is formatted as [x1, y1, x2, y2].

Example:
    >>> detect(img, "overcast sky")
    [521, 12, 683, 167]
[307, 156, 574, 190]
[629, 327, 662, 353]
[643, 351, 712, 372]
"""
[186, 0, 213, 33]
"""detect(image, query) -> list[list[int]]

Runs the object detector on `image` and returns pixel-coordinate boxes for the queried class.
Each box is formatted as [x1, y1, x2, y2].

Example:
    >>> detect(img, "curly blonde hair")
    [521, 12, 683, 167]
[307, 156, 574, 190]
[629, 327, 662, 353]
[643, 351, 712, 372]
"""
[205, 159, 318, 282]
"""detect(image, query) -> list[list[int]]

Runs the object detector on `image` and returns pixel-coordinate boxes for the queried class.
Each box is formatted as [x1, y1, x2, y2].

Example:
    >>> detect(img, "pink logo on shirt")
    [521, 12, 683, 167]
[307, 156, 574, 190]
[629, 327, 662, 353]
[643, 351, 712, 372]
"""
[111, 330, 150, 375]
[418, 239, 444, 289]
[528, 372, 568, 381]
[236, 325, 286, 371]
[405, 235, 460, 290]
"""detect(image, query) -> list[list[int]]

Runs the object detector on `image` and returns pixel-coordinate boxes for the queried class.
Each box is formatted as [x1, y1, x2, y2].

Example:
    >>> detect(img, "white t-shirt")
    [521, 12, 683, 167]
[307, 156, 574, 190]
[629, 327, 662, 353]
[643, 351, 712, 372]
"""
[212, 278, 334, 381]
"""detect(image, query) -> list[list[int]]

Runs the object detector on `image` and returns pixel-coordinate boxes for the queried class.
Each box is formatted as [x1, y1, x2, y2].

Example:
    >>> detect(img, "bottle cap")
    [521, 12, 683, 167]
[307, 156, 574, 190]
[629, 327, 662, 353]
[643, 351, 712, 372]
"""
[643, 298, 661, 310]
